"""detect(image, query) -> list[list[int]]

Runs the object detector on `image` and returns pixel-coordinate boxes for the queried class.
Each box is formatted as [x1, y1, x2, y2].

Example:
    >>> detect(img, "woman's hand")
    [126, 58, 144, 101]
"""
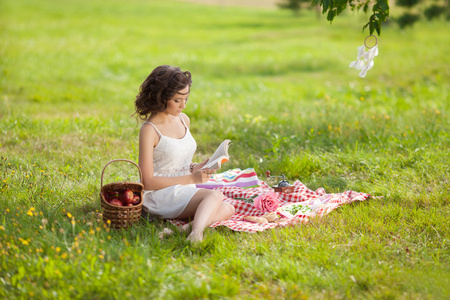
[192, 169, 215, 184]
[192, 159, 209, 173]
[190, 159, 216, 183]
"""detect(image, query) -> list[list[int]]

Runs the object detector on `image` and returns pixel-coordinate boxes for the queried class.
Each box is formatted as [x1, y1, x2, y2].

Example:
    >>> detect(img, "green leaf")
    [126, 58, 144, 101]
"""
[369, 18, 375, 35]
[327, 9, 335, 21]
[363, 3, 369, 13]
[376, 22, 381, 35]
[323, 0, 330, 13]
[363, 21, 370, 32]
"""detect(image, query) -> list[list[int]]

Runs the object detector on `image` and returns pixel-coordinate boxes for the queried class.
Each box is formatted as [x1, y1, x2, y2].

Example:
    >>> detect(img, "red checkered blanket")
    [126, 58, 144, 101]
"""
[169, 180, 374, 233]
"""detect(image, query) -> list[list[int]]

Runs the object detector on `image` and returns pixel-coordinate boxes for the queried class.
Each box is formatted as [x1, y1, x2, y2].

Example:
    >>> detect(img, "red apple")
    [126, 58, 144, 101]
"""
[131, 195, 141, 205]
[118, 189, 134, 205]
[109, 199, 123, 206]
[103, 191, 118, 202]
[126, 203, 133, 206]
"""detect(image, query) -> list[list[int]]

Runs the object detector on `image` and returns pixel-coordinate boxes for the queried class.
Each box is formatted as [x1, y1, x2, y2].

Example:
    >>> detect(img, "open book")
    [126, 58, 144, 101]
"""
[200, 139, 231, 171]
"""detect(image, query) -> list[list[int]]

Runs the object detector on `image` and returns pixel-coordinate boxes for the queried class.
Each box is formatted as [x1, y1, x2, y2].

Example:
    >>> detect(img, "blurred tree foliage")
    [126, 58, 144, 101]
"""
[277, 0, 314, 15]
[277, 0, 449, 34]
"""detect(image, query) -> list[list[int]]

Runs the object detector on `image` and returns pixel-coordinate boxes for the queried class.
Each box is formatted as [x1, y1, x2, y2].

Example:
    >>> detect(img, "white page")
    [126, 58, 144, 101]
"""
[200, 139, 231, 170]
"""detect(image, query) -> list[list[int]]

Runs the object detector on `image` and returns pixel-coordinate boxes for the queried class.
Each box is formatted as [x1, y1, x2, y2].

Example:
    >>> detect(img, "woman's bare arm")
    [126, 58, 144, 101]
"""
[138, 123, 210, 190]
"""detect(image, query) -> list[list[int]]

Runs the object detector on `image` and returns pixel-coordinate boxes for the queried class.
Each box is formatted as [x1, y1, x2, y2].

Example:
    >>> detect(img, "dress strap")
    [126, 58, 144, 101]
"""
[179, 114, 188, 129]
[143, 121, 162, 138]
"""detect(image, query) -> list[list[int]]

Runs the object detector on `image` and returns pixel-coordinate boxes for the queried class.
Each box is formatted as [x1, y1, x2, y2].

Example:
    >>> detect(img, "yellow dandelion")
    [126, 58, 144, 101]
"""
[26, 210, 33, 217]
[55, 247, 61, 253]
[360, 97, 364, 101]
[61, 253, 68, 259]
[98, 254, 104, 259]
[107, 220, 111, 224]
[21, 240, 29, 245]
[0, 226, 4, 231]
[67, 212, 72, 218]
[71, 220, 76, 226]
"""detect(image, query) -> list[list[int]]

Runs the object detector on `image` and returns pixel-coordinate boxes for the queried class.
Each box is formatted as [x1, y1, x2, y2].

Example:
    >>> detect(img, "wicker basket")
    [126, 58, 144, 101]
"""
[100, 159, 144, 229]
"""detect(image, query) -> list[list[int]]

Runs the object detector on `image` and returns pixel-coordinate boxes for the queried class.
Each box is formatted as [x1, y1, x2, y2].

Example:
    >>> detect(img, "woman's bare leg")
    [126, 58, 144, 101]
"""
[177, 189, 235, 243]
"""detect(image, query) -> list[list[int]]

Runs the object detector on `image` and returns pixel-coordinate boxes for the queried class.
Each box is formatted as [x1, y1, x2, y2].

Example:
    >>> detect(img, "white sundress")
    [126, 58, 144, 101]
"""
[142, 115, 201, 219]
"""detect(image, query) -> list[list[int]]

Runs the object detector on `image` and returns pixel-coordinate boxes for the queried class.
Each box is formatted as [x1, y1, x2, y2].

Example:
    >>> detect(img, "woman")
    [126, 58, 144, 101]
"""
[133, 65, 235, 243]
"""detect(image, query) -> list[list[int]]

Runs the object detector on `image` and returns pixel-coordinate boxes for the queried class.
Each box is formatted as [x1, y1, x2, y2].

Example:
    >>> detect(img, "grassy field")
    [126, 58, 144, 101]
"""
[1, 0, 449, 299]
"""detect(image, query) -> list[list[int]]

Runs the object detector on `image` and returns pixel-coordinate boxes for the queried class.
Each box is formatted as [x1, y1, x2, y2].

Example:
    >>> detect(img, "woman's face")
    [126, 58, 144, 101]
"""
[165, 85, 189, 116]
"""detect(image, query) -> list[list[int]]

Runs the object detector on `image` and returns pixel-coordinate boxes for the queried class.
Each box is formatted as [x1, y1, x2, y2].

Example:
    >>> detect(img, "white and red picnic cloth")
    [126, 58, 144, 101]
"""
[168, 180, 375, 233]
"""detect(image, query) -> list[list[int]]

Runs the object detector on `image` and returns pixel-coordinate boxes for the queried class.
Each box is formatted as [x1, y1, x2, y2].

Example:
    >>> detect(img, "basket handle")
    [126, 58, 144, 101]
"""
[100, 159, 143, 189]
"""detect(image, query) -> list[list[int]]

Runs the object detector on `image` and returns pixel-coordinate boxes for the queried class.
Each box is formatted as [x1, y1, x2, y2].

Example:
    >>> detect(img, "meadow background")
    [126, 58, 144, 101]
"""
[1, 0, 449, 299]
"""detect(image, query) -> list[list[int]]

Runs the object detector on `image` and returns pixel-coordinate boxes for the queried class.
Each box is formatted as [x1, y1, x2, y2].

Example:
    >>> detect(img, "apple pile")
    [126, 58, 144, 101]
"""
[103, 189, 141, 207]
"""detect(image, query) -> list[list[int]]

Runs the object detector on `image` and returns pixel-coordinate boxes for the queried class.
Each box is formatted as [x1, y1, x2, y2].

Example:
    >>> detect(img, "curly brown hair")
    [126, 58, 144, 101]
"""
[133, 65, 192, 120]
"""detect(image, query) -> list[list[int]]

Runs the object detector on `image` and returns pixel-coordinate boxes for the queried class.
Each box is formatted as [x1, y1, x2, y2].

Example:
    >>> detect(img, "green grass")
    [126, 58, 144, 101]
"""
[1, 0, 449, 299]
